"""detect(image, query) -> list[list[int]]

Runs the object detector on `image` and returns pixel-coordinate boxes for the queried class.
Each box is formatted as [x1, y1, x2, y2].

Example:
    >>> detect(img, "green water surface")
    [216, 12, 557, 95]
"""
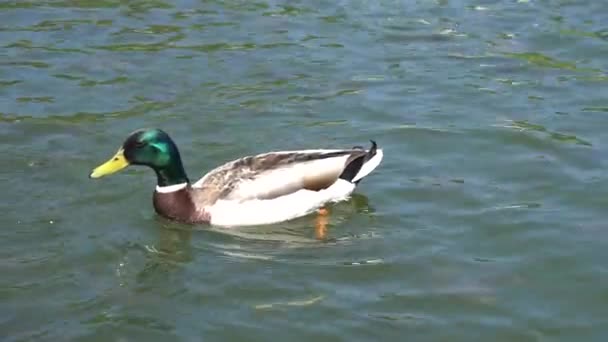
[1, 0, 608, 341]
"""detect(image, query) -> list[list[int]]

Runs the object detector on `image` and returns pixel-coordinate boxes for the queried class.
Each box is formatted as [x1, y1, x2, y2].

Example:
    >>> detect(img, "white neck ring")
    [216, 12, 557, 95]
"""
[155, 182, 188, 193]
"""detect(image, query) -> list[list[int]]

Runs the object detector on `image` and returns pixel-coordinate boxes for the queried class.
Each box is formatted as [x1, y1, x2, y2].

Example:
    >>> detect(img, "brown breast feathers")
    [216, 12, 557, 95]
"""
[152, 188, 210, 223]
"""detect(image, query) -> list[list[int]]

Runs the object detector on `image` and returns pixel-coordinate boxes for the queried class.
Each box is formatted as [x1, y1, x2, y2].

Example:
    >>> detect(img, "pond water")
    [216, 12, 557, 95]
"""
[1, 0, 607, 341]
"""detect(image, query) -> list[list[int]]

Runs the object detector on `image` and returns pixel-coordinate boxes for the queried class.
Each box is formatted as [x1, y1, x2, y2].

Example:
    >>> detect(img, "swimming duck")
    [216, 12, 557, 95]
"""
[89, 128, 383, 227]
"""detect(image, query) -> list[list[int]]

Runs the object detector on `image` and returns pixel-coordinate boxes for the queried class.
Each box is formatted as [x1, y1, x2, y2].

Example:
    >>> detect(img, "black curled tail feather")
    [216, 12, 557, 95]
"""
[368, 140, 377, 158]
[339, 140, 378, 184]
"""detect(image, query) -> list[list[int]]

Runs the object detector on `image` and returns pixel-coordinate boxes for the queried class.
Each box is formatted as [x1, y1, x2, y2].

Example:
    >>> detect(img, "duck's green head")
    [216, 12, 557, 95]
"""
[89, 128, 189, 186]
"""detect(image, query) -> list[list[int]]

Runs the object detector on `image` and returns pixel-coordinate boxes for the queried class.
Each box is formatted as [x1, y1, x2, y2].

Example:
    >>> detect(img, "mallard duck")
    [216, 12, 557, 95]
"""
[89, 128, 383, 227]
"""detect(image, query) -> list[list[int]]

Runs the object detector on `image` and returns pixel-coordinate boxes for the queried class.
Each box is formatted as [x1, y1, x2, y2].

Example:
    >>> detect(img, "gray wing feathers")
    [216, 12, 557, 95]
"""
[193, 149, 365, 202]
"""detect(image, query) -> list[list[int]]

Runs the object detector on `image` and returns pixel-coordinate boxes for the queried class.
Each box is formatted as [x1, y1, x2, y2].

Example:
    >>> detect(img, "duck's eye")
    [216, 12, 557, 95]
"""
[134, 141, 146, 149]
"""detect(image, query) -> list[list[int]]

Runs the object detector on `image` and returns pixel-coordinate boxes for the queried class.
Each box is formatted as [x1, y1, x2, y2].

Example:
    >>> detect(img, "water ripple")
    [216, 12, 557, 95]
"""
[2, 0, 608, 340]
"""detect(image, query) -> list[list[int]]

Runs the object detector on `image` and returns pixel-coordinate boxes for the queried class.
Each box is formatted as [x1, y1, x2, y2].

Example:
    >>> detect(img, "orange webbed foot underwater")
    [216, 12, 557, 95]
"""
[315, 207, 330, 240]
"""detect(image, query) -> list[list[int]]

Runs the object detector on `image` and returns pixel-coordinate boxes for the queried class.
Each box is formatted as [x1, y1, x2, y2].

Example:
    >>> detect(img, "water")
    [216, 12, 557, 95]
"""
[2, 0, 608, 340]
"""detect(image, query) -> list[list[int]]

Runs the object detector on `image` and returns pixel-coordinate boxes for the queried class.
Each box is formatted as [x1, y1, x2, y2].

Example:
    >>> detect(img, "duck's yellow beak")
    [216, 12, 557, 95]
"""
[89, 148, 129, 179]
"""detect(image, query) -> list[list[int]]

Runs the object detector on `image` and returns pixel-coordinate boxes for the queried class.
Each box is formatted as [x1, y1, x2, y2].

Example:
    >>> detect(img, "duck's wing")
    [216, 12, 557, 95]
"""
[192, 141, 381, 202]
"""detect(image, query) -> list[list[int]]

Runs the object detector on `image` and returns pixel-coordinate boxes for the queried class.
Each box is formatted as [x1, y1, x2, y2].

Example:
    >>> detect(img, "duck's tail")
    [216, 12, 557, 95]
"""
[339, 140, 384, 184]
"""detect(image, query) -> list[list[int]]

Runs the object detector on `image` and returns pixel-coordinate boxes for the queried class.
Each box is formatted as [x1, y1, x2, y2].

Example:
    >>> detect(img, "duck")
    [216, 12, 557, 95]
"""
[89, 128, 383, 227]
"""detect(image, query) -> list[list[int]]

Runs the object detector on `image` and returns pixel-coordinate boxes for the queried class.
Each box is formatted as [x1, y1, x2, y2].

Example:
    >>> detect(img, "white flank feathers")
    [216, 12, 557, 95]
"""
[207, 179, 355, 227]
[225, 154, 350, 201]
[191, 149, 348, 189]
